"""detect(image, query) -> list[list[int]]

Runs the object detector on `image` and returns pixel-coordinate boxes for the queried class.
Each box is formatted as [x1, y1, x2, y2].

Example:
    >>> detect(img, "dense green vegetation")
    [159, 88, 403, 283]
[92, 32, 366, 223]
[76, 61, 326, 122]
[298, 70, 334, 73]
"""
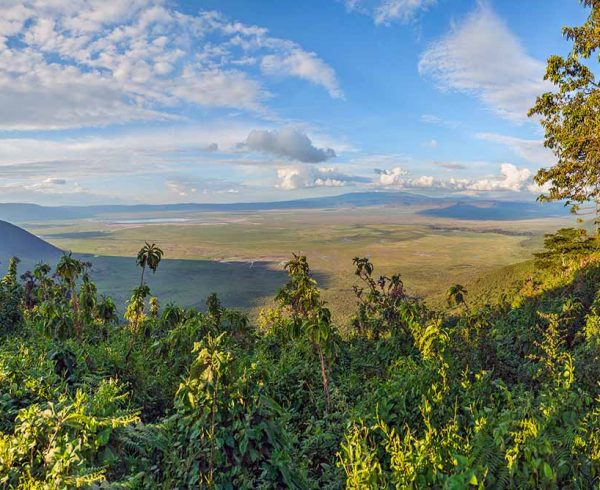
[2, 2, 600, 488]
[1, 224, 600, 488]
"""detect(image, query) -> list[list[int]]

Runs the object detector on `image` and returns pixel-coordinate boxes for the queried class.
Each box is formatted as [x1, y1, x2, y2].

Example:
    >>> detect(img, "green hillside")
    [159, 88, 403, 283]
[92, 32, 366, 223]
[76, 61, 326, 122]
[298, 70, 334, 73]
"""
[427, 259, 536, 310]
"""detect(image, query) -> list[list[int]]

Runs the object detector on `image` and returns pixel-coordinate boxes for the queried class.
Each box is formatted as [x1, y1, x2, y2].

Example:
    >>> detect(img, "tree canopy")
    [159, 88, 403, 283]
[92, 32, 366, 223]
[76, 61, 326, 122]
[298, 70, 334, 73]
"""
[529, 0, 600, 234]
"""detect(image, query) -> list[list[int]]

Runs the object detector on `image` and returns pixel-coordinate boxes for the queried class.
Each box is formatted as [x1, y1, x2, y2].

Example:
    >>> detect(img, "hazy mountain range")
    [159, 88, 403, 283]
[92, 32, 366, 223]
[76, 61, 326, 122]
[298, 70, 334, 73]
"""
[0, 192, 567, 223]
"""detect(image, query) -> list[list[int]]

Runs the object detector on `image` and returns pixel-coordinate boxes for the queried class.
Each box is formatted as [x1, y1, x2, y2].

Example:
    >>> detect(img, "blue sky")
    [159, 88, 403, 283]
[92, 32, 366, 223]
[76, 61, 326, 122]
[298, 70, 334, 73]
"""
[0, 0, 588, 204]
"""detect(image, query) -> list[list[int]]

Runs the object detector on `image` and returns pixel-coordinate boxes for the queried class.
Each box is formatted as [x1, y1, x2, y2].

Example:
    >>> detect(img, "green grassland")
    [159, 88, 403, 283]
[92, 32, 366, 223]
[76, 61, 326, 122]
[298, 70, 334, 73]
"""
[25, 206, 574, 322]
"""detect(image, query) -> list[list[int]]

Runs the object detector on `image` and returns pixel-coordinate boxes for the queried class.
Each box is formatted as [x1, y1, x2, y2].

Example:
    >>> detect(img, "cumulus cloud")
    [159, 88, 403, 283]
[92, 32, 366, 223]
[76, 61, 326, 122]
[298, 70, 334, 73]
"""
[0, 1, 342, 130]
[468, 163, 531, 192]
[245, 128, 337, 163]
[419, 3, 550, 122]
[346, 0, 436, 25]
[375, 167, 408, 185]
[276, 166, 368, 190]
[376, 163, 536, 193]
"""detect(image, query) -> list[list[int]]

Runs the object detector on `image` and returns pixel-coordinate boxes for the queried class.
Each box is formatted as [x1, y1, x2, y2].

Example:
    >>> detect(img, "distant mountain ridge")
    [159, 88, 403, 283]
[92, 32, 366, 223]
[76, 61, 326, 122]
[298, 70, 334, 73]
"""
[419, 201, 567, 221]
[0, 191, 567, 223]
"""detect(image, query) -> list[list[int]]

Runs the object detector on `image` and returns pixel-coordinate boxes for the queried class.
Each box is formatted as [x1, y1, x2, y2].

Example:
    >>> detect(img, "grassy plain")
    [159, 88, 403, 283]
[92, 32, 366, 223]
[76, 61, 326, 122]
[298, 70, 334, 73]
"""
[24, 206, 574, 323]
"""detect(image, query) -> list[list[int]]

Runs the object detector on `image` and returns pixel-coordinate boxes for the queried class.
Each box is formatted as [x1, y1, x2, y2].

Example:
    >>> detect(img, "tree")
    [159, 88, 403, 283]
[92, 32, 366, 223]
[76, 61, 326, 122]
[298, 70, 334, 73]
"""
[131, 243, 163, 332]
[534, 227, 598, 271]
[206, 293, 222, 327]
[20, 271, 36, 310]
[1, 257, 20, 286]
[446, 284, 468, 309]
[33, 262, 52, 302]
[96, 295, 117, 324]
[55, 253, 85, 338]
[529, 0, 600, 236]
[352, 257, 411, 338]
[136, 242, 164, 287]
[276, 254, 336, 409]
[125, 284, 150, 332]
[303, 306, 335, 409]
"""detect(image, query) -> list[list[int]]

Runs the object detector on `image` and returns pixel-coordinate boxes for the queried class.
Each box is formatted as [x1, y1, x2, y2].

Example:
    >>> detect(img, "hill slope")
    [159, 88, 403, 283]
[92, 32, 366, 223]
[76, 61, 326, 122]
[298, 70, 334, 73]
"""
[0, 220, 62, 263]
[420, 201, 565, 220]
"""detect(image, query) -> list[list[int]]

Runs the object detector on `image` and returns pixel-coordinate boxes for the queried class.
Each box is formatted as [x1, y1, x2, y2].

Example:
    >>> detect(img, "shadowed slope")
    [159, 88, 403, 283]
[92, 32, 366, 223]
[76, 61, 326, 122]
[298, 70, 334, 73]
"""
[0, 220, 63, 262]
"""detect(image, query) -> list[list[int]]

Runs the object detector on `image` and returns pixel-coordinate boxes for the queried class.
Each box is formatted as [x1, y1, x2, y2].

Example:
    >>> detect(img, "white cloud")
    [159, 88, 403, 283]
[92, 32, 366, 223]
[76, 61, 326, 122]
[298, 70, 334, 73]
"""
[245, 128, 337, 163]
[419, 113, 459, 128]
[476, 133, 555, 166]
[375, 167, 408, 185]
[0, 1, 342, 130]
[419, 3, 550, 122]
[166, 178, 241, 197]
[261, 49, 343, 98]
[376, 163, 536, 193]
[468, 163, 531, 192]
[0, 123, 257, 186]
[276, 166, 368, 189]
[346, 0, 436, 25]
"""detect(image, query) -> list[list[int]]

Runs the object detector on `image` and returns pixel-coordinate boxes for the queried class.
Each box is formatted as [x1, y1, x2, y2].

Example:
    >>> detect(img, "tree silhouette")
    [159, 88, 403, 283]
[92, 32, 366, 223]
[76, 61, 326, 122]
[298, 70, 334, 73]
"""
[136, 242, 164, 287]
[131, 243, 164, 332]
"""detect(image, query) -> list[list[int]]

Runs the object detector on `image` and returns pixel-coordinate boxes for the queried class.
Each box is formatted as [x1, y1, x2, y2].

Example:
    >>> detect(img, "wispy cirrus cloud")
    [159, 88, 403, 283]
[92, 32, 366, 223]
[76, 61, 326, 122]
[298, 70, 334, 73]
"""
[345, 0, 436, 25]
[419, 3, 550, 122]
[476, 133, 555, 167]
[165, 179, 242, 198]
[432, 161, 467, 171]
[261, 50, 343, 99]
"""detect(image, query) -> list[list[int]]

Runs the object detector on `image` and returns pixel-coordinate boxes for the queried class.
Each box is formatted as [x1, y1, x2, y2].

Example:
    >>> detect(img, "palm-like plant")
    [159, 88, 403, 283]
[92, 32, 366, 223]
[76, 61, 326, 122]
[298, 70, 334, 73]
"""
[446, 284, 468, 309]
[136, 242, 164, 287]
[55, 253, 84, 338]
[132, 243, 163, 333]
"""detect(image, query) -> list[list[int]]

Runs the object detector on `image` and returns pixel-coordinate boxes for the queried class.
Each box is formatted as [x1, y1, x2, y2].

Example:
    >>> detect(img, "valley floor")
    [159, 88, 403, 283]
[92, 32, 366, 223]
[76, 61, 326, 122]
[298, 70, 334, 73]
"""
[22, 206, 574, 322]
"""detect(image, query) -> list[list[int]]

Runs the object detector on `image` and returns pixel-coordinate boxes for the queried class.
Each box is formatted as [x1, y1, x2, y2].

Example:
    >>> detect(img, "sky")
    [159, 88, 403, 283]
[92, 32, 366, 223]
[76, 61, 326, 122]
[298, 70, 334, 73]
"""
[0, 0, 589, 205]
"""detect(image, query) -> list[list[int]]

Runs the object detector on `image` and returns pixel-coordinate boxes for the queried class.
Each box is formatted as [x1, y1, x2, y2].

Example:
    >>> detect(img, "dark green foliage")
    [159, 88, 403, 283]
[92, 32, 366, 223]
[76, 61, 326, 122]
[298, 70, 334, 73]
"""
[1, 226, 600, 488]
[0, 282, 22, 336]
[535, 227, 599, 271]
